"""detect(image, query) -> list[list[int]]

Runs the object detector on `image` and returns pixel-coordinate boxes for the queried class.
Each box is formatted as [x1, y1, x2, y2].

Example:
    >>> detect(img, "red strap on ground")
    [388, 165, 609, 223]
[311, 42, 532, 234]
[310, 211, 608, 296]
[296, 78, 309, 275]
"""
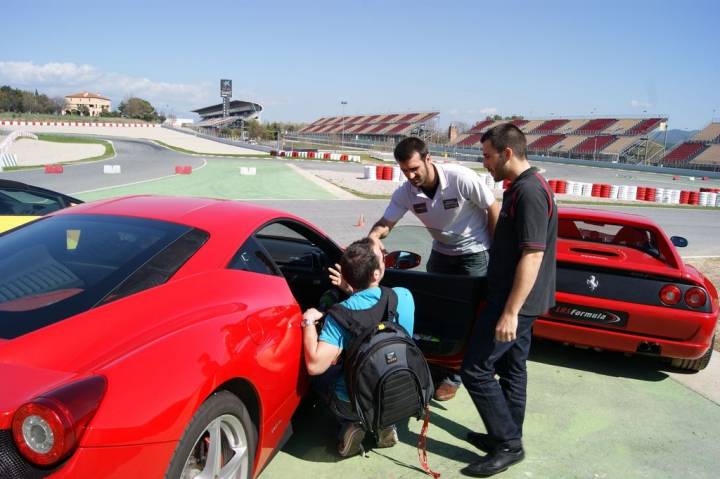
[417, 406, 441, 478]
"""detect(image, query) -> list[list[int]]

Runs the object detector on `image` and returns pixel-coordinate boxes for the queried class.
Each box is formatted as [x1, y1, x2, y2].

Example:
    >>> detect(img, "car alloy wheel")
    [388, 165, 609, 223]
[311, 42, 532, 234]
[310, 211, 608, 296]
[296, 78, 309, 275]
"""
[166, 391, 257, 479]
[181, 414, 249, 479]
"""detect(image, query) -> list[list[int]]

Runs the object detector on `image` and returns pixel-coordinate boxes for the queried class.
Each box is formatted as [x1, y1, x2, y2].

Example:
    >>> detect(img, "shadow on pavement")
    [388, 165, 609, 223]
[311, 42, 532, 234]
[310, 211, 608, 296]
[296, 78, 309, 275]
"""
[281, 399, 341, 464]
[282, 395, 480, 468]
[529, 338, 670, 381]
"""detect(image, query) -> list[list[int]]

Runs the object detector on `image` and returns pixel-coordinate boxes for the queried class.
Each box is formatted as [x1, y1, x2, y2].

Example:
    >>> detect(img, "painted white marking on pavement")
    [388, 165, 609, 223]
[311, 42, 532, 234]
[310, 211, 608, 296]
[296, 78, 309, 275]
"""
[72, 158, 208, 195]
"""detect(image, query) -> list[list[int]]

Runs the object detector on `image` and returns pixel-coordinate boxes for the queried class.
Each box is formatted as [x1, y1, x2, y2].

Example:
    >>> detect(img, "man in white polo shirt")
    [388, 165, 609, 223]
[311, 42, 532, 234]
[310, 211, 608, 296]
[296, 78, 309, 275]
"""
[368, 136, 499, 401]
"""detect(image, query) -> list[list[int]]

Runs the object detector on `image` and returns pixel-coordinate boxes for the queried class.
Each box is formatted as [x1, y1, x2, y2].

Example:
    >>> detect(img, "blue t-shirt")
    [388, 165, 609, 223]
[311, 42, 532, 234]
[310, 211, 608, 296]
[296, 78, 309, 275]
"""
[319, 286, 414, 402]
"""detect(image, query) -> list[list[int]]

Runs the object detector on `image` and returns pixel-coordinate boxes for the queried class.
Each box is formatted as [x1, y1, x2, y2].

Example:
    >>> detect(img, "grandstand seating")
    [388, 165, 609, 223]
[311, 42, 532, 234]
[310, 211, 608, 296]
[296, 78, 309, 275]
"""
[663, 142, 708, 163]
[551, 135, 587, 152]
[625, 118, 664, 136]
[457, 133, 483, 147]
[299, 111, 438, 137]
[606, 119, 642, 135]
[601, 136, 641, 155]
[528, 134, 566, 151]
[556, 119, 590, 134]
[524, 135, 540, 147]
[692, 122, 720, 143]
[573, 135, 617, 154]
[576, 119, 618, 135]
[518, 120, 544, 133]
[509, 119, 529, 128]
[385, 123, 413, 135]
[532, 119, 569, 134]
[691, 144, 720, 166]
[468, 119, 495, 133]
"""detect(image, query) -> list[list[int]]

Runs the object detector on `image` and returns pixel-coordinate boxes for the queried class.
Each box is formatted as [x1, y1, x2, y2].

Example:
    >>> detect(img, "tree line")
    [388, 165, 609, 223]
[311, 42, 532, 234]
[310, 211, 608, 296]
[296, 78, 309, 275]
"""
[223, 120, 307, 140]
[0, 85, 65, 114]
[0, 85, 165, 122]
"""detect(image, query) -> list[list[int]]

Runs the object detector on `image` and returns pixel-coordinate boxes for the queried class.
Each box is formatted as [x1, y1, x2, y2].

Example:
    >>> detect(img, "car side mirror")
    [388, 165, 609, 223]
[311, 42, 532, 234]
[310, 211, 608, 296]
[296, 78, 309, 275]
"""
[384, 251, 421, 270]
[670, 236, 688, 248]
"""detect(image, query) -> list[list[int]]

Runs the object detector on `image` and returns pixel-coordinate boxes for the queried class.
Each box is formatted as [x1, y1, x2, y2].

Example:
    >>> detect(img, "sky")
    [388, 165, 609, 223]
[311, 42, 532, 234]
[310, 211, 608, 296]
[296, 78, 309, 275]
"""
[1, 0, 718, 130]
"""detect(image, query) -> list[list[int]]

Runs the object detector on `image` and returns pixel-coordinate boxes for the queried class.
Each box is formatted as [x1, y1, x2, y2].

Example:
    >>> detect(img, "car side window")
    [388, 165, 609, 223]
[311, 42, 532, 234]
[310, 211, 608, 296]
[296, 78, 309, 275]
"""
[0, 188, 64, 216]
[228, 236, 280, 276]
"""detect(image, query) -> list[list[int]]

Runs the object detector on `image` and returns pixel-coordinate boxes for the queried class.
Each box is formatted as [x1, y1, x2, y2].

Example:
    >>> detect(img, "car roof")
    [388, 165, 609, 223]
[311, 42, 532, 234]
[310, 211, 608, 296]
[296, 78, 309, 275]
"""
[53, 195, 307, 234]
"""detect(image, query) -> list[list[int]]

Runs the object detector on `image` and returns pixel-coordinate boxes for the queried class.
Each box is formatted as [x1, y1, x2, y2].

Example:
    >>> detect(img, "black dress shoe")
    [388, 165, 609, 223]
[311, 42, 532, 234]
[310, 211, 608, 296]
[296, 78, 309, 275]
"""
[461, 447, 525, 477]
[465, 432, 497, 453]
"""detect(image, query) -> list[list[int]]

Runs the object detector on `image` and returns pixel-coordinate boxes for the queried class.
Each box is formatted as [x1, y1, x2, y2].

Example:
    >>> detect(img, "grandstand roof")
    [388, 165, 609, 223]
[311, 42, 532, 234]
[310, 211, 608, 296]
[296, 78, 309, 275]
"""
[192, 100, 262, 118]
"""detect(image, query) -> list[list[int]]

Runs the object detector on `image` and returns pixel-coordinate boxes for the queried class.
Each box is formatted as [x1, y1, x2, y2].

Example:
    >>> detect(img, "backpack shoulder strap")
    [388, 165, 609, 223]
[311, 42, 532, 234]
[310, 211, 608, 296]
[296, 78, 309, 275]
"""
[380, 286, 398, 323]
[326, 302, 365, 337]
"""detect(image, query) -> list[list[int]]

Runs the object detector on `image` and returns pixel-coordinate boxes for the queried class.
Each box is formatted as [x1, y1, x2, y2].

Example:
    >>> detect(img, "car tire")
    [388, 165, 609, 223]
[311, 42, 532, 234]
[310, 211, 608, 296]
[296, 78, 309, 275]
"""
[165, 391, 257, 479]
[671, 334, 715, 372]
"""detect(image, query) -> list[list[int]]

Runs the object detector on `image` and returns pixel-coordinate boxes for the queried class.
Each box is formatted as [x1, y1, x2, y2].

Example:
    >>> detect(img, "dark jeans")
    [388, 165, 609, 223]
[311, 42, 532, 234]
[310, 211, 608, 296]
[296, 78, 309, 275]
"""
[460, 301, 535, 450]
[426, 249, 489, 276]
[311, 364, 359, 436]
[427, 249, 489, 387]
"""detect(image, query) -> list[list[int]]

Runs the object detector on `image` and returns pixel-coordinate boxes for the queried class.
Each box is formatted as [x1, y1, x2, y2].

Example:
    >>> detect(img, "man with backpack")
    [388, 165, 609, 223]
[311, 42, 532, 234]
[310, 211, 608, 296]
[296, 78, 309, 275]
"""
[301, 237, 423, 457]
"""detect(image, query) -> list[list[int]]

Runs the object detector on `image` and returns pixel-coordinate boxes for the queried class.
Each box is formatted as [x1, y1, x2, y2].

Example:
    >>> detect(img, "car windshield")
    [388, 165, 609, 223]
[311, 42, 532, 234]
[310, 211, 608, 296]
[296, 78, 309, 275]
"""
[559, 219, 663, 259]
[0, 214, 193, 339]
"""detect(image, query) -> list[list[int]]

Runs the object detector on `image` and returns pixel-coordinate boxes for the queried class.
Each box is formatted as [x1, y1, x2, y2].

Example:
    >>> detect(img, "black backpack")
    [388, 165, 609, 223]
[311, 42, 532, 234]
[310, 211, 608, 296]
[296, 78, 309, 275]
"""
[327, 286, 434, 433]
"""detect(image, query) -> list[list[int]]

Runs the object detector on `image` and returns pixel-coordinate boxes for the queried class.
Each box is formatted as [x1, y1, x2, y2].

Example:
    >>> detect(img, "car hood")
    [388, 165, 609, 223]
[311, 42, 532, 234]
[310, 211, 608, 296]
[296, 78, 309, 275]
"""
[0, 360, 79, 428]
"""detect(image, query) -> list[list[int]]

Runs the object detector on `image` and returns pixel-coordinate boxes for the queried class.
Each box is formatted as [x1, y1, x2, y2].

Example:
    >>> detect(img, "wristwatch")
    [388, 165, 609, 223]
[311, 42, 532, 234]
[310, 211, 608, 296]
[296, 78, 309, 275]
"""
[301, 318, 318, 328]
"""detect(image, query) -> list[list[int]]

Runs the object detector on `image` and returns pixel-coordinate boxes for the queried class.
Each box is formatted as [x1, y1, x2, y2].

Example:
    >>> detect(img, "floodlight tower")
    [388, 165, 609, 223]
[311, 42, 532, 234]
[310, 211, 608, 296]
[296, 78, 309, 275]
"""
[341, 100, 348, 149]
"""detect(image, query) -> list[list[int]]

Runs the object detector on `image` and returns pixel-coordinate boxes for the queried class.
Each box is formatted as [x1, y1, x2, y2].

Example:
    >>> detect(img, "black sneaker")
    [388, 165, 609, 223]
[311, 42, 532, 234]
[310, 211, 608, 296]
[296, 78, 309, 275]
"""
[338, 423, 366, 457]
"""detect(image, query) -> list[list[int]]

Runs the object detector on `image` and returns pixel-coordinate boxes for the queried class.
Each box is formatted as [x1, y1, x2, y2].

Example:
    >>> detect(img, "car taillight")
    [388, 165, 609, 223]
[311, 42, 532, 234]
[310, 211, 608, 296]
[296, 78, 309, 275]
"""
[659, 285, 682, 305]
[12, 376, 106, 466]
[684, 287, 707, 308]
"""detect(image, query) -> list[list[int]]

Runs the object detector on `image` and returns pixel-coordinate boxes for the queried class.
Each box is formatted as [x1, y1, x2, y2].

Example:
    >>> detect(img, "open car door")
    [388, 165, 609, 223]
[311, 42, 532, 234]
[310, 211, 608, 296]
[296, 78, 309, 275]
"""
[379, 226, 487, 371]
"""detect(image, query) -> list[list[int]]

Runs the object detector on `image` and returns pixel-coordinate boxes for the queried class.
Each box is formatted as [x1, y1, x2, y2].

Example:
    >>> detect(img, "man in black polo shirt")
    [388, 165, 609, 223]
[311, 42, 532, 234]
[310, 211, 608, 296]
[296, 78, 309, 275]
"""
[460, 123, 557, 477]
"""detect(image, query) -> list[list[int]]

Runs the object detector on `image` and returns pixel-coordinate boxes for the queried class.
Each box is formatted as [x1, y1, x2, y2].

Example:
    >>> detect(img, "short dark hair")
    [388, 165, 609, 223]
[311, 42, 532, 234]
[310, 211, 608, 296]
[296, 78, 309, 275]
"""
[340, 237, 380, 290]
[481, 123, 527, 159]
[394, 136, 428, 162]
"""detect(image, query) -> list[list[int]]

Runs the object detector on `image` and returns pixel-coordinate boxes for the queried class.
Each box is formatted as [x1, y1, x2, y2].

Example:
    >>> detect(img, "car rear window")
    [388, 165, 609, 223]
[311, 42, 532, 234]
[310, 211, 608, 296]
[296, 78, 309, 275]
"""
[0, 214, 200, 339]
[558, 219, 663, 259]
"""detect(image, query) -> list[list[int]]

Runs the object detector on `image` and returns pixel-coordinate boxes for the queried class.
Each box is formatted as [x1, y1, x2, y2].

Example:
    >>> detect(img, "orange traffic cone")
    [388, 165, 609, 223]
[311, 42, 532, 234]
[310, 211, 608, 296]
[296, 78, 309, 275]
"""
[355, 213, 366, 227]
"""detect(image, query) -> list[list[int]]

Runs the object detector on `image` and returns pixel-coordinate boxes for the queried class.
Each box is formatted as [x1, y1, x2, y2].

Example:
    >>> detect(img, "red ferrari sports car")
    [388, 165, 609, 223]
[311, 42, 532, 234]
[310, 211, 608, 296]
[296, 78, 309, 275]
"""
[380, 208, 718, 374]
[536, 207, 718, 372]
[0, 195, 347, 479]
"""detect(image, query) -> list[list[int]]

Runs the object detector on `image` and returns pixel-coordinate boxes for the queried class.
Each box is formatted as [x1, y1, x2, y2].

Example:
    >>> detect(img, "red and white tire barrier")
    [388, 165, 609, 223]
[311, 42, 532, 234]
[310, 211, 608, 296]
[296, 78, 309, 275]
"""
[368, 165, 404, 182]
[0, 120, 158, 128]
[270, 150, 360, 162]
[547, 178, 720, 207]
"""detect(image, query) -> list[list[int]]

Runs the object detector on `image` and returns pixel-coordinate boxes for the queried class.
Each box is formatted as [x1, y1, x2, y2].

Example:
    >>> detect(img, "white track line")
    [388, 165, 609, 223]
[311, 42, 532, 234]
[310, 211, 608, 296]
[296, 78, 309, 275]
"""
[72, 158, 208, 195]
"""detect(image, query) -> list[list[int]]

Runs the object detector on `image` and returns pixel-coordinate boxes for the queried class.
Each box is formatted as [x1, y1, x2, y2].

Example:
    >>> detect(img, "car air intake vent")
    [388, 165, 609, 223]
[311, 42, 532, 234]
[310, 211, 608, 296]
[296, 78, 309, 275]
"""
[570, 247, 619, 257]
[0, 429, 55, 479]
